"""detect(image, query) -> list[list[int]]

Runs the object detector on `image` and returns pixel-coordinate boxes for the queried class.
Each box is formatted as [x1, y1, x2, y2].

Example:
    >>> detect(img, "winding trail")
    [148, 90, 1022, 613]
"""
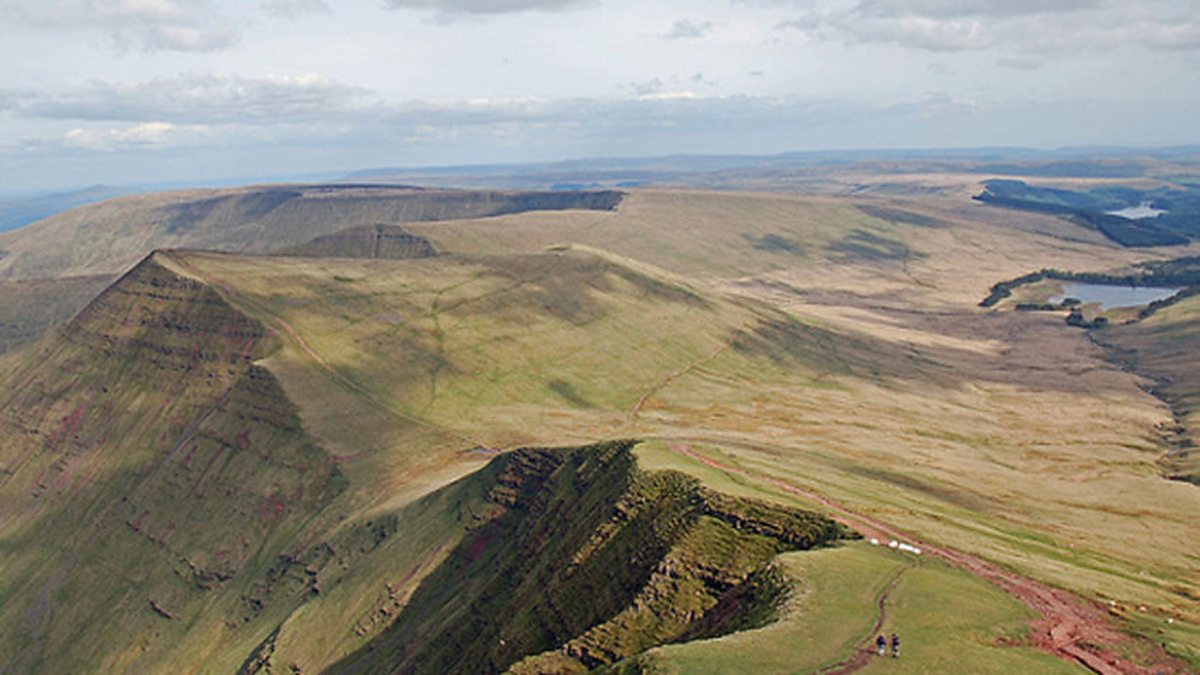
[668, 442, 1182, 675]
[821, 564, 911, 675]
[627, 338, 733, 423]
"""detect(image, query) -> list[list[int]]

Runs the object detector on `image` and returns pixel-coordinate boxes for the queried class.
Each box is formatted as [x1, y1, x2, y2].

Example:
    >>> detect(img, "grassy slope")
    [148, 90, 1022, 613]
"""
[0, 256, 347, 672]
[402, 190, 1190, 302]
[633, 542, 1076, 675]
[0, 186, 621, 365]
[165, 247, 901, 472]
[329, 442, 843, 675]
[179, 190, 1200, 664]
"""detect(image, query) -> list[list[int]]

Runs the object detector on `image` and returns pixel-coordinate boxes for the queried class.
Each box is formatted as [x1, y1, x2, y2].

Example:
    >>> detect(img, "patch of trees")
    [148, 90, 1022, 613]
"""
[1138, 285, 1200, 320]
[1066, 309, 1109, 329]
[979, 270, 1055, 307]
[1081, 213, 1188, 247]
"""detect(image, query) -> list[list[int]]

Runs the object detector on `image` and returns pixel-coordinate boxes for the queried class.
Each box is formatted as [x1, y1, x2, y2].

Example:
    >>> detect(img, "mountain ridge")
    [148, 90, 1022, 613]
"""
[0, 185, 622, 281]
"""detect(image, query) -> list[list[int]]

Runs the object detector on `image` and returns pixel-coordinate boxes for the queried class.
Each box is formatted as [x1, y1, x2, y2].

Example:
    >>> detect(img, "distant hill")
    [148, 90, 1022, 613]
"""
[279, 223, 440, 260]
[974, 179, 1200, 247]
[0, 185, 134, 233]
[343, 147, 1200, 191]
[0, 185, 621, 281]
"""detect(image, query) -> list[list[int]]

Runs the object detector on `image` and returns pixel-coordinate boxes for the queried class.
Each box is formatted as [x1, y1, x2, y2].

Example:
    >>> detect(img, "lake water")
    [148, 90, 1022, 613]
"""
[1105, 202, 1166, 220]
[1052, 283, 1181, 310]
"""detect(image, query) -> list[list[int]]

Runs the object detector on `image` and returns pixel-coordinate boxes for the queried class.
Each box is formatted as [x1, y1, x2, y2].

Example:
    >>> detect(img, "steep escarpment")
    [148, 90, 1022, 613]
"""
[328, 441, 844, 675]
[0, 253, 344, 672]
[281, 224, 439, 260]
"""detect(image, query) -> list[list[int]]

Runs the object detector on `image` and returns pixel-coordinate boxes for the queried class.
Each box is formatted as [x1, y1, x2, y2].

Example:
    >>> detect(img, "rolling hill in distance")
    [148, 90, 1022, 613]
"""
[0, 185, 620, 355]
[1, 156, 1199, 673]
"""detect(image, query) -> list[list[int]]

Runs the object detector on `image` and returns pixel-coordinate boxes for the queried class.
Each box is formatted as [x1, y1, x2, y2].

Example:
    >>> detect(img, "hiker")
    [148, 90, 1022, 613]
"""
[891, 633, 900, 658]
[875, 634, 887, 656]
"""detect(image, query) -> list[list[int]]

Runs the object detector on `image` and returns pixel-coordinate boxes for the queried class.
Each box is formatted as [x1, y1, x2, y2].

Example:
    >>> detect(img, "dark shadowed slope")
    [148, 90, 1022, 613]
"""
[0, 274, 113, 354]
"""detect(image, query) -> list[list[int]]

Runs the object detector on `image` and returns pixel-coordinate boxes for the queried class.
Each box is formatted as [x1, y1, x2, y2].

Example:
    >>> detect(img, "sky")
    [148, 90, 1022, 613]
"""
[1, 0, 1199, 192]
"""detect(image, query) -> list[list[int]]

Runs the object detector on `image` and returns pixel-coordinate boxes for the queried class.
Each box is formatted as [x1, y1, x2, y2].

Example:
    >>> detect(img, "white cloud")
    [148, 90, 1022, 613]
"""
[627, 78, 666, 97]
[7, 0, 239, 52]
[260, 0, 329, 18]
[62, 121, 184, 150]
[23, 74, 367, 124]
[774, 0, 1200, 55]
[381, 0, 591, 15]
[662, 19, 713, 40]
[996, 55, 1045, 70]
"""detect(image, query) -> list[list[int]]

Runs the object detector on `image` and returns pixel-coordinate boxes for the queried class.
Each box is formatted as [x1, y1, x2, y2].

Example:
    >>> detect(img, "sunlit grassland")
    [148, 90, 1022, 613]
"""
[168, 248, 844, 515]
[417, 191, 1200, 659]
[629, 365, 1200, 627]
[633, 542, 1078, 675]
[405, 190, 1188, 305]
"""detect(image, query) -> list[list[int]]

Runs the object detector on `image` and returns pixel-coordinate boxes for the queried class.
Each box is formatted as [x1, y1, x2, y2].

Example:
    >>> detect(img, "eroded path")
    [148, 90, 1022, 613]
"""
[668, 443, 1183, 675]
[821, 564, 911, 674]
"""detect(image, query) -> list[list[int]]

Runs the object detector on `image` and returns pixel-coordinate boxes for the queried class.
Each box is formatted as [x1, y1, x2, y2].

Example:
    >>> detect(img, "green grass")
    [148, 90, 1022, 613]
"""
[634, 543, 1080, 675]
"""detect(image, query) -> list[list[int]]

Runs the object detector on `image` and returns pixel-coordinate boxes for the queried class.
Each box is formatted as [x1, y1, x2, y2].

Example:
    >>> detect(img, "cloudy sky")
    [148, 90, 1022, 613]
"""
[1, 0, 1198, 191]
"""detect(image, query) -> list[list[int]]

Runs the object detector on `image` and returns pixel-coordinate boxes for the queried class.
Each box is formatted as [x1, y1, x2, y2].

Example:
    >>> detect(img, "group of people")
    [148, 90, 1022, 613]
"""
[875, 633, 900, 658]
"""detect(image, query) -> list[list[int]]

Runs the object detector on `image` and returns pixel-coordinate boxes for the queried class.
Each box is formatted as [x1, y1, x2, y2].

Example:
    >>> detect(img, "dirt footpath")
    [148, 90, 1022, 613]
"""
[669, 443, 1185, 675]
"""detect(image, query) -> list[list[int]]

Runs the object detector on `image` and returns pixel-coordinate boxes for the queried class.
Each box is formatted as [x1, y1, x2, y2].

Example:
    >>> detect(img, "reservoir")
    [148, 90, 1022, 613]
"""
[1105, 202, 1166, 220]
[1052, 283, 1181, 310]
